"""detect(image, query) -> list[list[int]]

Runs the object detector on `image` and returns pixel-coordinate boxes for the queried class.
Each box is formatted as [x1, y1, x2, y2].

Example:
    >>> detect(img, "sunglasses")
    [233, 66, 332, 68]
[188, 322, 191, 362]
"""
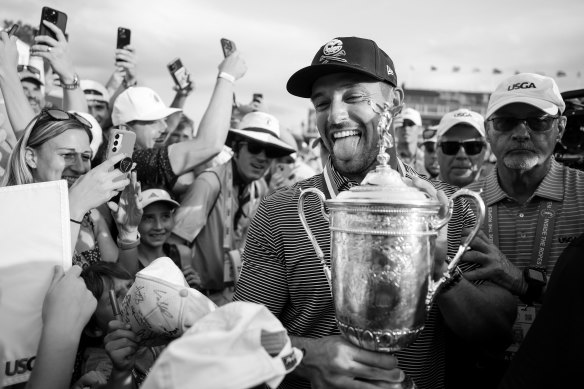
[423, 142, 437, 153]
[241, 141, 279, 158]
[487, 115, 560, 133]
[438, 139, 485, 155]
[17, 64, 41, 75]
[423, 128, 438, 140]
[38, 109, 93, 129]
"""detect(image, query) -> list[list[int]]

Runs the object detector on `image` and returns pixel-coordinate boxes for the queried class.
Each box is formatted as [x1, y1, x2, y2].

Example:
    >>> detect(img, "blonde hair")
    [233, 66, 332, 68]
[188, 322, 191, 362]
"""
[1, 112, 93, 187]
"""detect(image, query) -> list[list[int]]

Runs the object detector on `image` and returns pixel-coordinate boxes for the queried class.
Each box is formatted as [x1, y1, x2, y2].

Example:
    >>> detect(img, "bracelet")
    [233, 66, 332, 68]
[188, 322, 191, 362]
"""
[117, 231, 141, 250]
[440, 266, 464, 294]
[70, 218, 82, 224]
[60, 73, 79, 90]
[217, 72, 235, 83]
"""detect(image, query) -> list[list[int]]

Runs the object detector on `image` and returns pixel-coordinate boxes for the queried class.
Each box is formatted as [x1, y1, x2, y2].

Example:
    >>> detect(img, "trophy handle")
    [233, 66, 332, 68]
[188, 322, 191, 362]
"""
[298, 188, 332, 289]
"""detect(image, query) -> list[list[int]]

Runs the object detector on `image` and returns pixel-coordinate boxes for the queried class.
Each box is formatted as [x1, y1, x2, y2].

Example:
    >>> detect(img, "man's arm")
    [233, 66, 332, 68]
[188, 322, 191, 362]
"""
[32, 21, 88, 113]
[167, 51, 246, 176]
[0, 31, 35, 143]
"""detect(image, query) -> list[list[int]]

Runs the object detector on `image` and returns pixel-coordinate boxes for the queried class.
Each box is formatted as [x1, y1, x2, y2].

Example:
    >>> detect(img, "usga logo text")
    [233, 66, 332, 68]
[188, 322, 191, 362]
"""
[508, 82, 536, 91]
[5, 356, 35, 376]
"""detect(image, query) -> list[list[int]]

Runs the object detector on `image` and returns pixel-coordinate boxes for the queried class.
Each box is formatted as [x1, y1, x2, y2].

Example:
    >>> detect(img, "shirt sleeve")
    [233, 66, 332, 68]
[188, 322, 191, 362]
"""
[233, 194, 290, 318]
[132, 147, 178, 191]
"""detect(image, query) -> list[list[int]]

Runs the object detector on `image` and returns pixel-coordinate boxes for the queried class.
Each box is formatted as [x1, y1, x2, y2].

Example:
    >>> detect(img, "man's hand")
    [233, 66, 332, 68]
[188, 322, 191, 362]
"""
[182, 264, 202, 289]
[218, 50, 247, 81]
[30, 21, 76, 84]
[459, 227, 525, 295]
[108, 170, 143, 240]
[294, 335, 404, 388]
[104, 319, 140, 372]
[115, 45, 137, 86]
[0, 30, 19, 78]
[71, 370, 107, 389]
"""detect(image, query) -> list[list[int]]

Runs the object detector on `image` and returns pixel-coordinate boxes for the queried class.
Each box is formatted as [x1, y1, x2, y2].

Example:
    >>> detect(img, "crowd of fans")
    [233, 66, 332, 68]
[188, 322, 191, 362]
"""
[0, 12, 583, 389]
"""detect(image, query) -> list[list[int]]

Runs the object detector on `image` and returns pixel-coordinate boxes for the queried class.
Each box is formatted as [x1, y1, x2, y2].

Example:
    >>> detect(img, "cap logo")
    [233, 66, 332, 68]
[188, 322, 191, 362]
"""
[508, 82, 536, 91]
[281, 351, 298, 370]
[386, 65, 394, 76]
[153, 94, 161, 103]
[149, 192, 159, 199]
[454, 112, 472, 118]
[320, 39, 347, 64]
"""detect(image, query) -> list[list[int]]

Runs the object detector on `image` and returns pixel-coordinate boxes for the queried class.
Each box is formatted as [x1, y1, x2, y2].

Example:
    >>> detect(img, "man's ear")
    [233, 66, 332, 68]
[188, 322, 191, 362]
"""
[392, 87, 405, 108]
[25, 146, 38, 169]
[557, 115, 567, 141]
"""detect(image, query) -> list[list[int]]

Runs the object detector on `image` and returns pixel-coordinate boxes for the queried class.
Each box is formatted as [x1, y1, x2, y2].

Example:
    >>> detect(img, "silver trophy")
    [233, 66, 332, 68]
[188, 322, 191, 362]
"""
[298, 102, 485, 389]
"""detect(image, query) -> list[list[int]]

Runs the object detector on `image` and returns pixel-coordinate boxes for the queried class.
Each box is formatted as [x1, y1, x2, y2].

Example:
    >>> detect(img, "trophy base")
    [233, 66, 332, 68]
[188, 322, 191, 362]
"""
[337, 319, 423, 353]
[359, 374, 416, 389]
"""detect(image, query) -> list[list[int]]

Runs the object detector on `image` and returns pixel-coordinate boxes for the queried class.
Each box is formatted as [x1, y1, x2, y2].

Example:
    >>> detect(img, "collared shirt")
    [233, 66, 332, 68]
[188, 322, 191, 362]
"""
[234, 158, 475, 389]
[466, 159, 584, 273]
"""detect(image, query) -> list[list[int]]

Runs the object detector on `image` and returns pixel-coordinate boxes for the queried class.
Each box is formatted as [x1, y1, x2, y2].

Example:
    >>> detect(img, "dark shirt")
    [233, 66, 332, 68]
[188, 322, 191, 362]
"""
[132, 147, 178, 192]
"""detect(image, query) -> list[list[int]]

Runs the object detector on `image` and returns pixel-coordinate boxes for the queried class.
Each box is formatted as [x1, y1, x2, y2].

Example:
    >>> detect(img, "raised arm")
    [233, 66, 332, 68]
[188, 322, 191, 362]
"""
[167, 51, 246, 176]
[0, 30, 36, 143]
[31, 21, 88, 113]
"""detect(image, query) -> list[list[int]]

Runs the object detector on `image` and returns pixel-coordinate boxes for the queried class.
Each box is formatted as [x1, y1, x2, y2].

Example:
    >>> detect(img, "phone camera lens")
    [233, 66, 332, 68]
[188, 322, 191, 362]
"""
[115, 134, 120, 139]
[112, 147, 117, 152]
[113, 141, 118, 146]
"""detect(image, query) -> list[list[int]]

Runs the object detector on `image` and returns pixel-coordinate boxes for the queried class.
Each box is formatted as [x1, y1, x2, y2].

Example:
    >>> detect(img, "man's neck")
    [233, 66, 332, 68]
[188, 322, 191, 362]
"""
[496, 160, 552, 204]
[397, 142, 417, 158]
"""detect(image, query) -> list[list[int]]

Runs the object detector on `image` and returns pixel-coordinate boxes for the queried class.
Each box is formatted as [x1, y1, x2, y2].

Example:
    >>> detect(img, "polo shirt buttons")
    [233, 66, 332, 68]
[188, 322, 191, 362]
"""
[519, 213, 524, 217]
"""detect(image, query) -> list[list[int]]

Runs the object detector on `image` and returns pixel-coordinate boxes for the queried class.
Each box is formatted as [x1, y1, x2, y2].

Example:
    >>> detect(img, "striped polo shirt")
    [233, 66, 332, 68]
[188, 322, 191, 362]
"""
[234, 159, 475, 389]
[466, 159, 584, 274]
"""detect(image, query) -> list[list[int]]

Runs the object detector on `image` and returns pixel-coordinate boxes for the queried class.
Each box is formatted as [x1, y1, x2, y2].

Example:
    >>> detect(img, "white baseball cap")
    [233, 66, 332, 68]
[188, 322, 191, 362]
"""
[120, 257, 216, 347]
[486, 73, 566, 119]
[112, 86, 182, 126]
[141, 188, 180, 209]
[399, 107, 422, 126]
[437, 108, 485, 139]
[228, 112, 296, 157]
[141, 301, 303, 389]
[81, 79, 110, 104]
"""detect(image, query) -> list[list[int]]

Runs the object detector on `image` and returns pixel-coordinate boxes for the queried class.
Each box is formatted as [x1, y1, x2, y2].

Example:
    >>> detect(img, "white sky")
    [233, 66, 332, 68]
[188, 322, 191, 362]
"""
[3, 0, 584, 135]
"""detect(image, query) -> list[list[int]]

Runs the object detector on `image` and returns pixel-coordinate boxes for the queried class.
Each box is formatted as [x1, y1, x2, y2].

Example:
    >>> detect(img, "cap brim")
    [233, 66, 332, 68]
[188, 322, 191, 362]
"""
[486, 97, 559, 119]
[138, 107, 182, 122]
[141, 198, 180, 209]
[229, 129, 296, 157]
[287, 63, 386, 98]
[20, 77, 43, 86]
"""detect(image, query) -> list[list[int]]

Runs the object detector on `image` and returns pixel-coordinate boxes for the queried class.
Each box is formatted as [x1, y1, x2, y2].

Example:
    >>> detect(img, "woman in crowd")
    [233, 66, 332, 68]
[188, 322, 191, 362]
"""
[1, 108, 131, 260]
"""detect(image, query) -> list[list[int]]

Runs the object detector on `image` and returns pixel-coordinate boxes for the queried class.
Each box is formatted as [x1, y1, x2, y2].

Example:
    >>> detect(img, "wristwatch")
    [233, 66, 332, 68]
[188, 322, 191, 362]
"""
[60, 73, 79, 90]
[520, 266, 547, 305]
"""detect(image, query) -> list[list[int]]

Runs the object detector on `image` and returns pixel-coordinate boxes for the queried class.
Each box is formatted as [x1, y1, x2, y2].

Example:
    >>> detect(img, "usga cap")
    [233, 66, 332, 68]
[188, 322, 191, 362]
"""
[287, 37, 397, 98]
[437, 108, 485, 139]
[486, 72, 566, 119]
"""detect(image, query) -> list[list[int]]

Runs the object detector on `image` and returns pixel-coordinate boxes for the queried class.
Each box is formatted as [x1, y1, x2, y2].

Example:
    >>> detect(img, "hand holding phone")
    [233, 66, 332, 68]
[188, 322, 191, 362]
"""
[116, 27, 131, 50]
[221, 38, 236, 57]
[38, 7, 67, 41]
[106, 127, 136, 176]
[167, 58, 191, 90]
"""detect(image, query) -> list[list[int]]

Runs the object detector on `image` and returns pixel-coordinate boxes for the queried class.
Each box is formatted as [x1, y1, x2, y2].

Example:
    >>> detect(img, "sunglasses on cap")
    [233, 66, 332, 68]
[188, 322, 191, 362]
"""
[240, 141, 279, 158]
[487, 115, 560, 133]
[438, 138, 485, 156]
[36, 108, 92, 130]
[17, 64, 41, 75]
[422, 127, 437, 140]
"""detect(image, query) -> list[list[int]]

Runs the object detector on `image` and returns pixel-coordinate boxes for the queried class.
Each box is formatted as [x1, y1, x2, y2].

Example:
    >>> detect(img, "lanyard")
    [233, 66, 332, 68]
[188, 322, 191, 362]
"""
[223, 162, 256, 250]
[485, 200, 560, 267]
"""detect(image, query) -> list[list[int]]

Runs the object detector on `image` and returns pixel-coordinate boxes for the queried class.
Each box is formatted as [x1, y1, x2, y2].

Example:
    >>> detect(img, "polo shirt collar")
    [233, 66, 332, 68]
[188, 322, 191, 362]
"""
[483, 158, 565, 206]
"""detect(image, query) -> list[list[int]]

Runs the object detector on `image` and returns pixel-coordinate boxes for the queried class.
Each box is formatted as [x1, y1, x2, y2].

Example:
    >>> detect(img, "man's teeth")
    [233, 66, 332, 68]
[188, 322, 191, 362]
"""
[333, 130, 359, 139]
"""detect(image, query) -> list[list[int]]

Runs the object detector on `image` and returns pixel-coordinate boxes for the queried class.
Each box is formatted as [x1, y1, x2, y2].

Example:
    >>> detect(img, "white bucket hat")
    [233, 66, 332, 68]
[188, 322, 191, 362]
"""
[119, 257, 216, 346]
[112, 86, 181, 126]
[141, 301, 303, 389]
[228, 112, 296, 157]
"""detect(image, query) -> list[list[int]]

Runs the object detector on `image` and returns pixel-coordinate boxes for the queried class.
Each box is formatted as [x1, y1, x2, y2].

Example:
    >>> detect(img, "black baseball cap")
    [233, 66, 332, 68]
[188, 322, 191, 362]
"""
[286, 37, 397, 98]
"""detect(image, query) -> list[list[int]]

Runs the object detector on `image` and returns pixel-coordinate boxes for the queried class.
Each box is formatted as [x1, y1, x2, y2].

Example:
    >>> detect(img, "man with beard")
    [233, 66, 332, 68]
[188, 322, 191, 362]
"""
[233, 36, 516, 389]
[18, 65, 45, 114]
[171, 111, 295, 307]
[461, 73, 584, 387]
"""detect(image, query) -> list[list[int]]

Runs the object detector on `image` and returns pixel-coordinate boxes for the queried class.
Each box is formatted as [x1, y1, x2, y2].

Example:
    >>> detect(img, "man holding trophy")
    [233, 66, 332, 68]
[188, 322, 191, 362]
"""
[234, 37, 516, 389]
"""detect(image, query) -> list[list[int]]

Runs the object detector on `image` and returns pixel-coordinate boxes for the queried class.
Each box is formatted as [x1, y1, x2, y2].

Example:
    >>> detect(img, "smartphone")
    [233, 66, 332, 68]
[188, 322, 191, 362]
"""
[221, 38, 236, 57]
[38, 7, 67, 41]
[106, 127, 136, 176]
[116, 27, 131, 49]
[108, 289, 122, 321]
[7, 24, 19, 37]
[252, 93, 263, 104]
[167, 58, 191, 90]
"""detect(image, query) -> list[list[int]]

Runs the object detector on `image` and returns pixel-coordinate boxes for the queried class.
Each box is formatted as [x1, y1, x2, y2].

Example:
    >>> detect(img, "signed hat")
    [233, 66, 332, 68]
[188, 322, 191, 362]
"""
[287, 36, 397, 98]
[141, 302, 303, 389]
[119, 257, 216, 346]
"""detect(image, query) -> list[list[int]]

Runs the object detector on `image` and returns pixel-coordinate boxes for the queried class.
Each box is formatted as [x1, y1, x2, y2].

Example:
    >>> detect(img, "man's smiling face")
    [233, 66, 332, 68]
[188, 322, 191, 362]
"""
[311, 73, 398, 179]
